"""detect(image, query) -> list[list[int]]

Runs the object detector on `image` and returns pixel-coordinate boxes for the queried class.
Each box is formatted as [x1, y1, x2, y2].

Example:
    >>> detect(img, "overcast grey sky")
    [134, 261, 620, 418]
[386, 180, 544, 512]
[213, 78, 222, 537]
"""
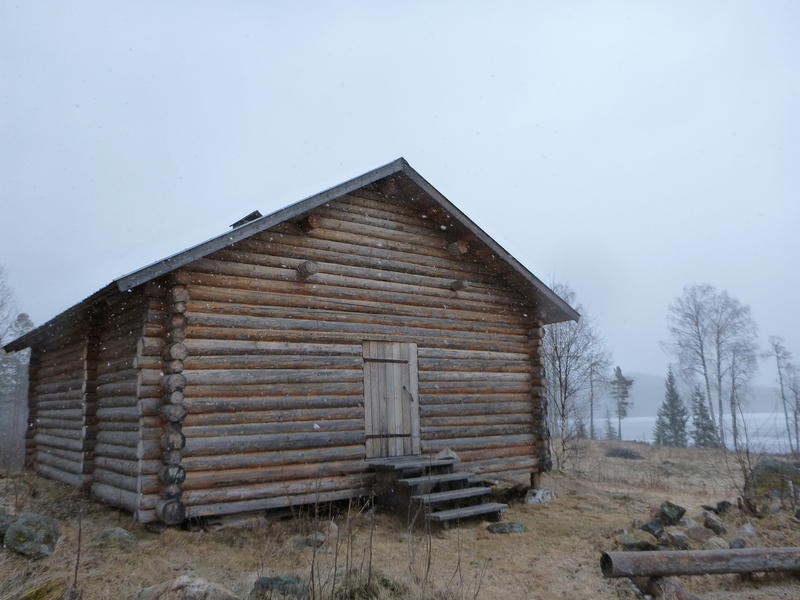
[1, 2, 797, 383]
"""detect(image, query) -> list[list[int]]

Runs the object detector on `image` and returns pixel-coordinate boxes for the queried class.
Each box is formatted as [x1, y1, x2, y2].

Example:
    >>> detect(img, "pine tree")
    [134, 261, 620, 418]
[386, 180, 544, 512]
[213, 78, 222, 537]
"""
[653, 368, 688, 447]
[690, 386, 719, 448]
[609, 366, 634, 440]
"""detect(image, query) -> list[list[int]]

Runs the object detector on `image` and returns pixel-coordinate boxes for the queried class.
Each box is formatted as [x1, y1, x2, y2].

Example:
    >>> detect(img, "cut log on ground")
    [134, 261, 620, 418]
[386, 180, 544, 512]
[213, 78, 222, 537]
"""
[601, 547, 800, 578]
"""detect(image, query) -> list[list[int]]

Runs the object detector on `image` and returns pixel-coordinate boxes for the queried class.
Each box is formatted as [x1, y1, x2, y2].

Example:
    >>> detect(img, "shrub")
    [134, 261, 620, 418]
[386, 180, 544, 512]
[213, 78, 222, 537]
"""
[605, 446, 644, 460]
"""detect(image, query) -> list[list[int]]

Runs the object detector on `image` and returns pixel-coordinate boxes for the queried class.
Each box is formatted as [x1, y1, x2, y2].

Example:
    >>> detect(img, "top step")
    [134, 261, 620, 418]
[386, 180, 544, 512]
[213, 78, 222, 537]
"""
[367, 457, 457, 471]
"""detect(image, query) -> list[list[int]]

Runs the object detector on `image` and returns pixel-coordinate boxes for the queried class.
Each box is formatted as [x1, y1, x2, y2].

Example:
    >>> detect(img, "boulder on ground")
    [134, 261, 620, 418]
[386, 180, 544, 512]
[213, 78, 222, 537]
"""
[703, 511, 727, 535]
[487, 522, 526, 534]
[686, 526, 714, 543]
[92, 527, 137, 550]
[749, 458, 800, 497]
[729, 523, 757, 549]
[4, 512, 60, 559]
[617, 530, 658, 551]
[703, 536, 729, 550]
[640, 520, 664, 539]
[663, 529, 690, 550]
[525, 488, 554, 505]
[249, 575, 307, 599]
[658, 501, 686, 526]
[136, 575, 240, 600]
[291, 531, 327, 549]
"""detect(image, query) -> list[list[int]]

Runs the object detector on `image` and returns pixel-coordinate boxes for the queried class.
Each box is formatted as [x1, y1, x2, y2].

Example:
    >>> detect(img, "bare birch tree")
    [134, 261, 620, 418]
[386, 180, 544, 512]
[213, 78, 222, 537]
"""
[666, 284, 758, 448]
[542, 283, 610, 468]
[766, 337, 797, 454]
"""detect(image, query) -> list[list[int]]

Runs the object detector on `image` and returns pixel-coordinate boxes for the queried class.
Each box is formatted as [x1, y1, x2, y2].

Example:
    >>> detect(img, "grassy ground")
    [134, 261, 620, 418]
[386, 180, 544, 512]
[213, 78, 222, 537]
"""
[2, 440, 800, 599]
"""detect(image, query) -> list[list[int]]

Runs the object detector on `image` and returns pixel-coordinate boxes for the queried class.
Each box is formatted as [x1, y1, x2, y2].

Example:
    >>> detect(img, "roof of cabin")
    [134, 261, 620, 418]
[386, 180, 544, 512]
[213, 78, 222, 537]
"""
[4, 158, 579, 352]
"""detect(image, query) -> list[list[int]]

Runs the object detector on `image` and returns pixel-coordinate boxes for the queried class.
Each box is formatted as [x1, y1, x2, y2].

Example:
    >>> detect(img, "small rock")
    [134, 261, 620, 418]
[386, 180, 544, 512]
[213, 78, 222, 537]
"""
[487, 522, 526, 534]
[703, 536, 729, 550]
[716, 500, 733, 514]
[93, 527, 137, 550]
[291, 531, 327, 549]
[640, 520, 664, 539]
[249, 575, 307, 599]
[136, 575, 239, 600]
[525, 488, 554, 505]
[324, 520, 338, 543]
[663, 529, 690, 550]
[617, 530, 658, 551]
[686, 526, 714, 543]
[733, 523, 757, 539]
[4, 512, 60, 559]
[729, 538, 747, 549]
[658, 501, 686, 526]
[435, 448, 460, 462]
[703, 512, 727, 535]
[679, 517, 698, 529]
[0, 511, 14, 538]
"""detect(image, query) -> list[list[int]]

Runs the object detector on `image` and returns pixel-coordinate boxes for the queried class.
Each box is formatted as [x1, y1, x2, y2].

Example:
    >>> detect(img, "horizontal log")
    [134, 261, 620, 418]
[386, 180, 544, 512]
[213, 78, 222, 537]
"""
[183, 382, 363, 398]
[601, 548, 800, 578]
[184, 395, 362, 414]
[94, 455, 143, 477]
[186, 272, 522, 318]
[186, 325, 528, 354]
[186, 486, 369, 519]
[186, 312, 527, 345]
[36, 463, 85, 488]
[182, 406, 363, 426]
[419, 381, 531, 394]
[181, 444, 365, 472]
[189, 284, 528, 327]
[422, 433, 535, 451]
[36, 450, 88, 475]
[182, 458, 366, 490]
[420, 402, 533, 417]
[94, 469, 159, 494]
[182, 473, 371, 505]
[183, 430, 364, 457]
[182, 418, 362, 438]
[421, 414, 534, 427]
[91, 482, 139, 511]
[34, 432, 87, 451]
[184, 338, 361, 357]
[183, 368, 363, 386]
[420, 424, 532, 439]
[183, 354, 363, 370]
[212, 248, 513, 300]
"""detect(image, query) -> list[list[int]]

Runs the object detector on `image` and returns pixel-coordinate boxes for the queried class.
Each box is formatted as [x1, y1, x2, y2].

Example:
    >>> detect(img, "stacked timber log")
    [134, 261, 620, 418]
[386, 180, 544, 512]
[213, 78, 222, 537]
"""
[28, 329, 94, 488]
[91, 288, 163, 521]
[156, 275, 189, 524]
[171, 189, 541, 518]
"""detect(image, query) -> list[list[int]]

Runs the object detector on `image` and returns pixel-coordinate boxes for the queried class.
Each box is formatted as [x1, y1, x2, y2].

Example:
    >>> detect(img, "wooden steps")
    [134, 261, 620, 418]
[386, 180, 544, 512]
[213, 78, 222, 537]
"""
[397, 472, 473, 487]
[370, 455, 507, 528]
[413, 486, 491, 504]
[428, 502, 509, 522]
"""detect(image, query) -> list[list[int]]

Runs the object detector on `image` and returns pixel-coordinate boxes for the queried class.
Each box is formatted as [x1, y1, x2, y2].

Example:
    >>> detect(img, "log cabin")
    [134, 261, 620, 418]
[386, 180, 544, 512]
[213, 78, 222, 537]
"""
[4, 158, 578, 525]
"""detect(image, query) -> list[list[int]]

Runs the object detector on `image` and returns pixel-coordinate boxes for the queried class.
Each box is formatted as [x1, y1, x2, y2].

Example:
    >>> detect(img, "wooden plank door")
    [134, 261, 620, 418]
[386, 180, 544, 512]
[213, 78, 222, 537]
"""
[362, 341, 420, 458]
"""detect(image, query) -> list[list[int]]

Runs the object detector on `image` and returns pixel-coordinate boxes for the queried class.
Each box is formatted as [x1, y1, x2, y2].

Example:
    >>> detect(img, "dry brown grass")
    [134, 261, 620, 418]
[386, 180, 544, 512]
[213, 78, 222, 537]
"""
[2, 442, 800, 599]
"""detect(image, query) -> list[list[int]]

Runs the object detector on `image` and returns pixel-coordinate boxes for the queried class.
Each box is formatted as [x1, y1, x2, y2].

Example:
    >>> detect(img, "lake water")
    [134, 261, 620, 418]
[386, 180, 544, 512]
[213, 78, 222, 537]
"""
[609, 412, 796, 454]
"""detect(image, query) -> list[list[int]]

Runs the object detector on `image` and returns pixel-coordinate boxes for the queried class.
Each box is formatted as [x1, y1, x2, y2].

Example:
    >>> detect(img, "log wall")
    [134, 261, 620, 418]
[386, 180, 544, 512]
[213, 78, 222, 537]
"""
[175, 189, 545, 519]
[90, 286, 165, 522]
[26, 327, 95, 488]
